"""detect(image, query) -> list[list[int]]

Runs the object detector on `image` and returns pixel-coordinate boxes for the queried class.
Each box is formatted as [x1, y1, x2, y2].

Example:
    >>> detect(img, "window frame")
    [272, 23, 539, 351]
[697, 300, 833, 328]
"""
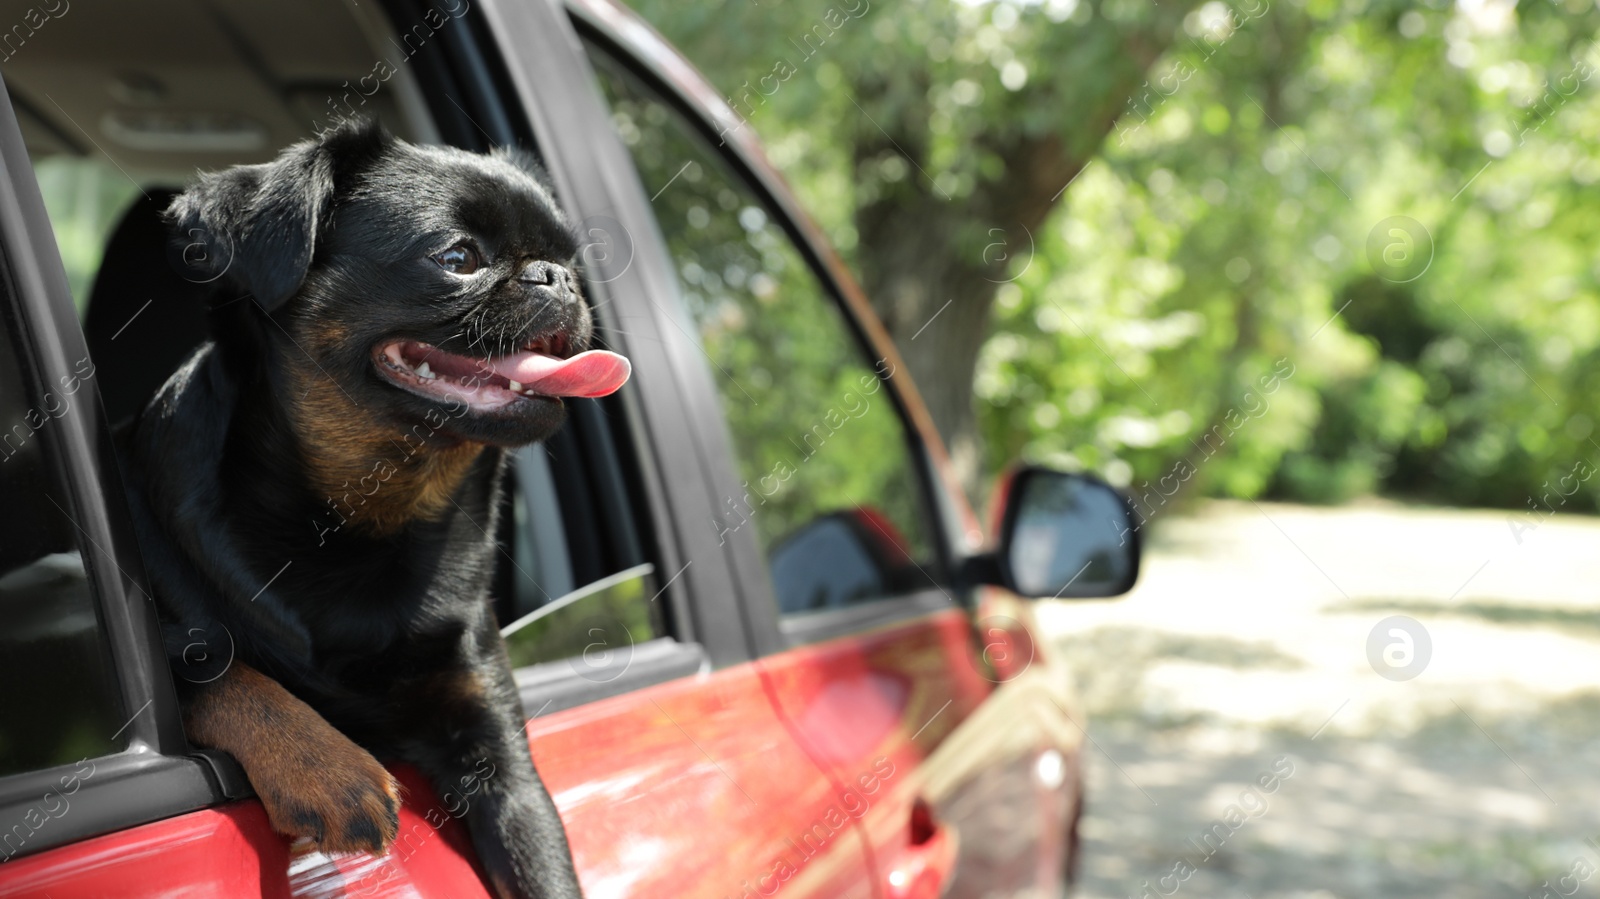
[478, 0, 779, 670]
[566, 7, 965, 651]
[394, 0, 722, 704]
[0, 72, 233, 862]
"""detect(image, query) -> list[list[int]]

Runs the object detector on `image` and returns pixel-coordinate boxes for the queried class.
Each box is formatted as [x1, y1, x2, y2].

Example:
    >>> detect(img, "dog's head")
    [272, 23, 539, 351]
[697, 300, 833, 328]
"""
[168, 118, 628, 448]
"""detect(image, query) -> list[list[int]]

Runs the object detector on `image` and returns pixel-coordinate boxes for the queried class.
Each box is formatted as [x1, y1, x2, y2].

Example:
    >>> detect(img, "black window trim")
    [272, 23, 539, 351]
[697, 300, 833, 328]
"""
[476, 0, 766, 670]
[501, 563, 711, 715]
[515, 636, 712, 717]
[566, 7, 967, 651]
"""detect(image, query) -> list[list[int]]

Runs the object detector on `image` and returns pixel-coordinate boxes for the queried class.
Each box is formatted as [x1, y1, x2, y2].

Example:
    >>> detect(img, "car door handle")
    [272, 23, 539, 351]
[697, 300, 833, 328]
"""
[883, 799, 957, 899]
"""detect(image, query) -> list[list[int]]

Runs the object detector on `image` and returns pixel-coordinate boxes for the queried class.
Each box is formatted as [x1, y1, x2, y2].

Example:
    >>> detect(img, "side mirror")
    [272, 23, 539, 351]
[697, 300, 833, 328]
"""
[965, 467, 1141, 599]
[768, 508, 921, 614]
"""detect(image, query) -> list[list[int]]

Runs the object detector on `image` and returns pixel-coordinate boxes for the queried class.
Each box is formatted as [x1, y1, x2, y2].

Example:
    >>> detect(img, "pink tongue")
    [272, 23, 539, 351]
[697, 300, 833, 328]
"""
[485, 349, 631, 398]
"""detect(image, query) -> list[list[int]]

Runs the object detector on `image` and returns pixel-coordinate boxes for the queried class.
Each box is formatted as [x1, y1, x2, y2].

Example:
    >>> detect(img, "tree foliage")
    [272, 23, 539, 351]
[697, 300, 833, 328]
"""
[626, 0, 1600, 517]
[626, 0, 1198, 497]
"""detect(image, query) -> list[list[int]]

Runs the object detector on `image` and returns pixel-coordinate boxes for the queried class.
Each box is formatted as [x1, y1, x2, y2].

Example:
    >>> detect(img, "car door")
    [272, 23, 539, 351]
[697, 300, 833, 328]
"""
[557, 3, 1091, 897]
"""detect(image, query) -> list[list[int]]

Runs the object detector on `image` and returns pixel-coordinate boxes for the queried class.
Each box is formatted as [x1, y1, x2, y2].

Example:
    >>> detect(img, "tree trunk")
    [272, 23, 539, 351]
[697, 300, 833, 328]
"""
[863, 227, 998, 500]
[852, 61, 1180, 504]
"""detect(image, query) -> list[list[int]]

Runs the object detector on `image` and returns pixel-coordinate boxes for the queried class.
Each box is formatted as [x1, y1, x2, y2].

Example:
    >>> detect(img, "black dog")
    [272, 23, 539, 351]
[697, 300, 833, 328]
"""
[118, 119, 627, 899]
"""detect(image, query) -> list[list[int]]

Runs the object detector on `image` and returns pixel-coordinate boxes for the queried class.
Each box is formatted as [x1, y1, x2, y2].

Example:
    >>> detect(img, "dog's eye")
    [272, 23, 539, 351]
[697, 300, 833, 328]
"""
[433, 244, 482, 275]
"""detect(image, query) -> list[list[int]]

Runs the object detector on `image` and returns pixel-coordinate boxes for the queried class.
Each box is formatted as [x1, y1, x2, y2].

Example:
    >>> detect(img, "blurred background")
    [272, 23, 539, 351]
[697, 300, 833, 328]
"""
[606, 0, 1598, 895]
[26, 0, 1600, 892]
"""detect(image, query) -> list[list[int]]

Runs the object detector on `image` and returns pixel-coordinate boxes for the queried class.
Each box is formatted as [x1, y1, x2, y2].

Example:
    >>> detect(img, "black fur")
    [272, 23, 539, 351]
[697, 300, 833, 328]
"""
[119, 119, 587, 899]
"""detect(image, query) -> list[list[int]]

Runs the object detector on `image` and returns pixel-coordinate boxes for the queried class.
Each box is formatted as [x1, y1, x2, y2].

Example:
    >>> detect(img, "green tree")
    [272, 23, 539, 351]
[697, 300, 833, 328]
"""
[977, 0, 1600, 514]
[628, 0, 1600, 518]
[624, 0, 1200, 497]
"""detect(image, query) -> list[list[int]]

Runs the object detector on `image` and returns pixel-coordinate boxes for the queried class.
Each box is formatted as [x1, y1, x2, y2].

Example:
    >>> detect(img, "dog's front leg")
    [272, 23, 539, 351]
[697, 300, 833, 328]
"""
[184, 662, 401, 853]
[401, 655, 583, 899]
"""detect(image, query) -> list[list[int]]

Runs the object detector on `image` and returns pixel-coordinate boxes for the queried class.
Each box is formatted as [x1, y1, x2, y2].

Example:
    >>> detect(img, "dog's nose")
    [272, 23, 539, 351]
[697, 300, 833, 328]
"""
[519, 260, 574, 295]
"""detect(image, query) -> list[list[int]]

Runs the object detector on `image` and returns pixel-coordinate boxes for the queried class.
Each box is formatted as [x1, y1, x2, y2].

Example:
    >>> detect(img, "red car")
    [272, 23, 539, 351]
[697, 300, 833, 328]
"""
[0, 0, 1138, 896]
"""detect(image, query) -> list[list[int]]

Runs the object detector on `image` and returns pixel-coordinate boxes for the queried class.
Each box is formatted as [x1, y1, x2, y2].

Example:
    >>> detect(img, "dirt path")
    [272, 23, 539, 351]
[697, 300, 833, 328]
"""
[1034, 499, 1600, 898]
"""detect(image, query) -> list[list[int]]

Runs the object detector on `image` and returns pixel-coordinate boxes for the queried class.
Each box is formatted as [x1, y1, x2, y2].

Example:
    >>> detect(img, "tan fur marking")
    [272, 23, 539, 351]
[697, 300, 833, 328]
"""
[288, 366, 483, 536]
[185, 663, 401, 853]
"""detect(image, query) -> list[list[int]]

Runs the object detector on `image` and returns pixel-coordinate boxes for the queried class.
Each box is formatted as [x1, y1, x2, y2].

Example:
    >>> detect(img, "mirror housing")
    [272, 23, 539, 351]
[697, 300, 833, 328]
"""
[964, 467, 1141, 599]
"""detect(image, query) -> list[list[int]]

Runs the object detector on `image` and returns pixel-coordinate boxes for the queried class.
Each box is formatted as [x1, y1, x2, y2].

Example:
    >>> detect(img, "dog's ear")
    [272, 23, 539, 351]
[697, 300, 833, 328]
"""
[167, 119, 391, 312]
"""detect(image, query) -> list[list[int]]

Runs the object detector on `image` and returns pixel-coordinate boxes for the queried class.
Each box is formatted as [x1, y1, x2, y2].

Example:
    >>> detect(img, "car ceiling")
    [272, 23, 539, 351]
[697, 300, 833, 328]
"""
[0, 0, 436, 181]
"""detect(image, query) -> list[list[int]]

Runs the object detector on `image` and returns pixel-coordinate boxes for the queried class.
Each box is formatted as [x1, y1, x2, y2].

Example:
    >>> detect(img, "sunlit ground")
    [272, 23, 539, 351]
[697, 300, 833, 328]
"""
[1037, 499, 1600, 898]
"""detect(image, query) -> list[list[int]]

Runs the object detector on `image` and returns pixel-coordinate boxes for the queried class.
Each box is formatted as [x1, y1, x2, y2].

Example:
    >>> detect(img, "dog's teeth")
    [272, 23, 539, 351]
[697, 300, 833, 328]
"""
[508, 380, 523, 392]
[417, 362, 434, 379]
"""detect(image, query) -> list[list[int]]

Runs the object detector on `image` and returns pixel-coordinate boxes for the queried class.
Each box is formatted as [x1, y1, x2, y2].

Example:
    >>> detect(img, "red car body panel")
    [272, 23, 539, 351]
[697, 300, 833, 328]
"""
[529, 652, 876, 899]
[0, 603, 1077, 899]
[0, 766, 493, 899]
[758, 610, 988, 899]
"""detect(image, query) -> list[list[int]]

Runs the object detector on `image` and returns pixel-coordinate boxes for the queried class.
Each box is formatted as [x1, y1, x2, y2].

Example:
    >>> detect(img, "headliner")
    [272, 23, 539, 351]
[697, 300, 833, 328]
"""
[0, 0, 440, 180]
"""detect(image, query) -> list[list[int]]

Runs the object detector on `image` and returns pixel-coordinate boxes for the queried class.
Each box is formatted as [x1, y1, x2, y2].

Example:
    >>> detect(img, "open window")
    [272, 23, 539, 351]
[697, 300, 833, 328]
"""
[3, 0, 694, 797]
[0, 77, 225, 864]
[0, 254, 132, 849]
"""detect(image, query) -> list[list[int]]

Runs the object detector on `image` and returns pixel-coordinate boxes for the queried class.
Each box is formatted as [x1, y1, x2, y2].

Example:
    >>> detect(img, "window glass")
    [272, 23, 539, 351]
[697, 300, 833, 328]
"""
[501, 563, 664, 683]
[32, 159, 141, 317]
[498, 444, 666, 675]
[0, 305, 124, 778]
[588, 47, 941, 615]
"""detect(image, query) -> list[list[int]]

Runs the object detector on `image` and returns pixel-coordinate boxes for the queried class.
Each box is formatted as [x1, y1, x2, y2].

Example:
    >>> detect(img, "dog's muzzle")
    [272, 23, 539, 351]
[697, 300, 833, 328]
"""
[519, 260, 577, 300]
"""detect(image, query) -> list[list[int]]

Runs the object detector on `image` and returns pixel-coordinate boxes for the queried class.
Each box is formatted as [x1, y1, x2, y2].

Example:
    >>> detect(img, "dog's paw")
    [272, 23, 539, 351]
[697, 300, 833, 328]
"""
[253, 737, 401, 854]
[183, 665, 403, 855]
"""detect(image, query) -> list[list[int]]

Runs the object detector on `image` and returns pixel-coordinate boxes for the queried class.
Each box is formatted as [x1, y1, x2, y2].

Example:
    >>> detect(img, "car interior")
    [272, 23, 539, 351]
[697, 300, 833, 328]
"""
[1, 0, 668, 684]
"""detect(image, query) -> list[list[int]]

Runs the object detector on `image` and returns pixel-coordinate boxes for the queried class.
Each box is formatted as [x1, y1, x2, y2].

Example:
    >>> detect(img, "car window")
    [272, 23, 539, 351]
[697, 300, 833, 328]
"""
[498, 445, 668, 677]
[21, 111, 663, 693]
[501, 563, 661, 671]
[586, 45, 941, 617]
[33, 158, 141, 318]
[0, 302, 125, 779]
